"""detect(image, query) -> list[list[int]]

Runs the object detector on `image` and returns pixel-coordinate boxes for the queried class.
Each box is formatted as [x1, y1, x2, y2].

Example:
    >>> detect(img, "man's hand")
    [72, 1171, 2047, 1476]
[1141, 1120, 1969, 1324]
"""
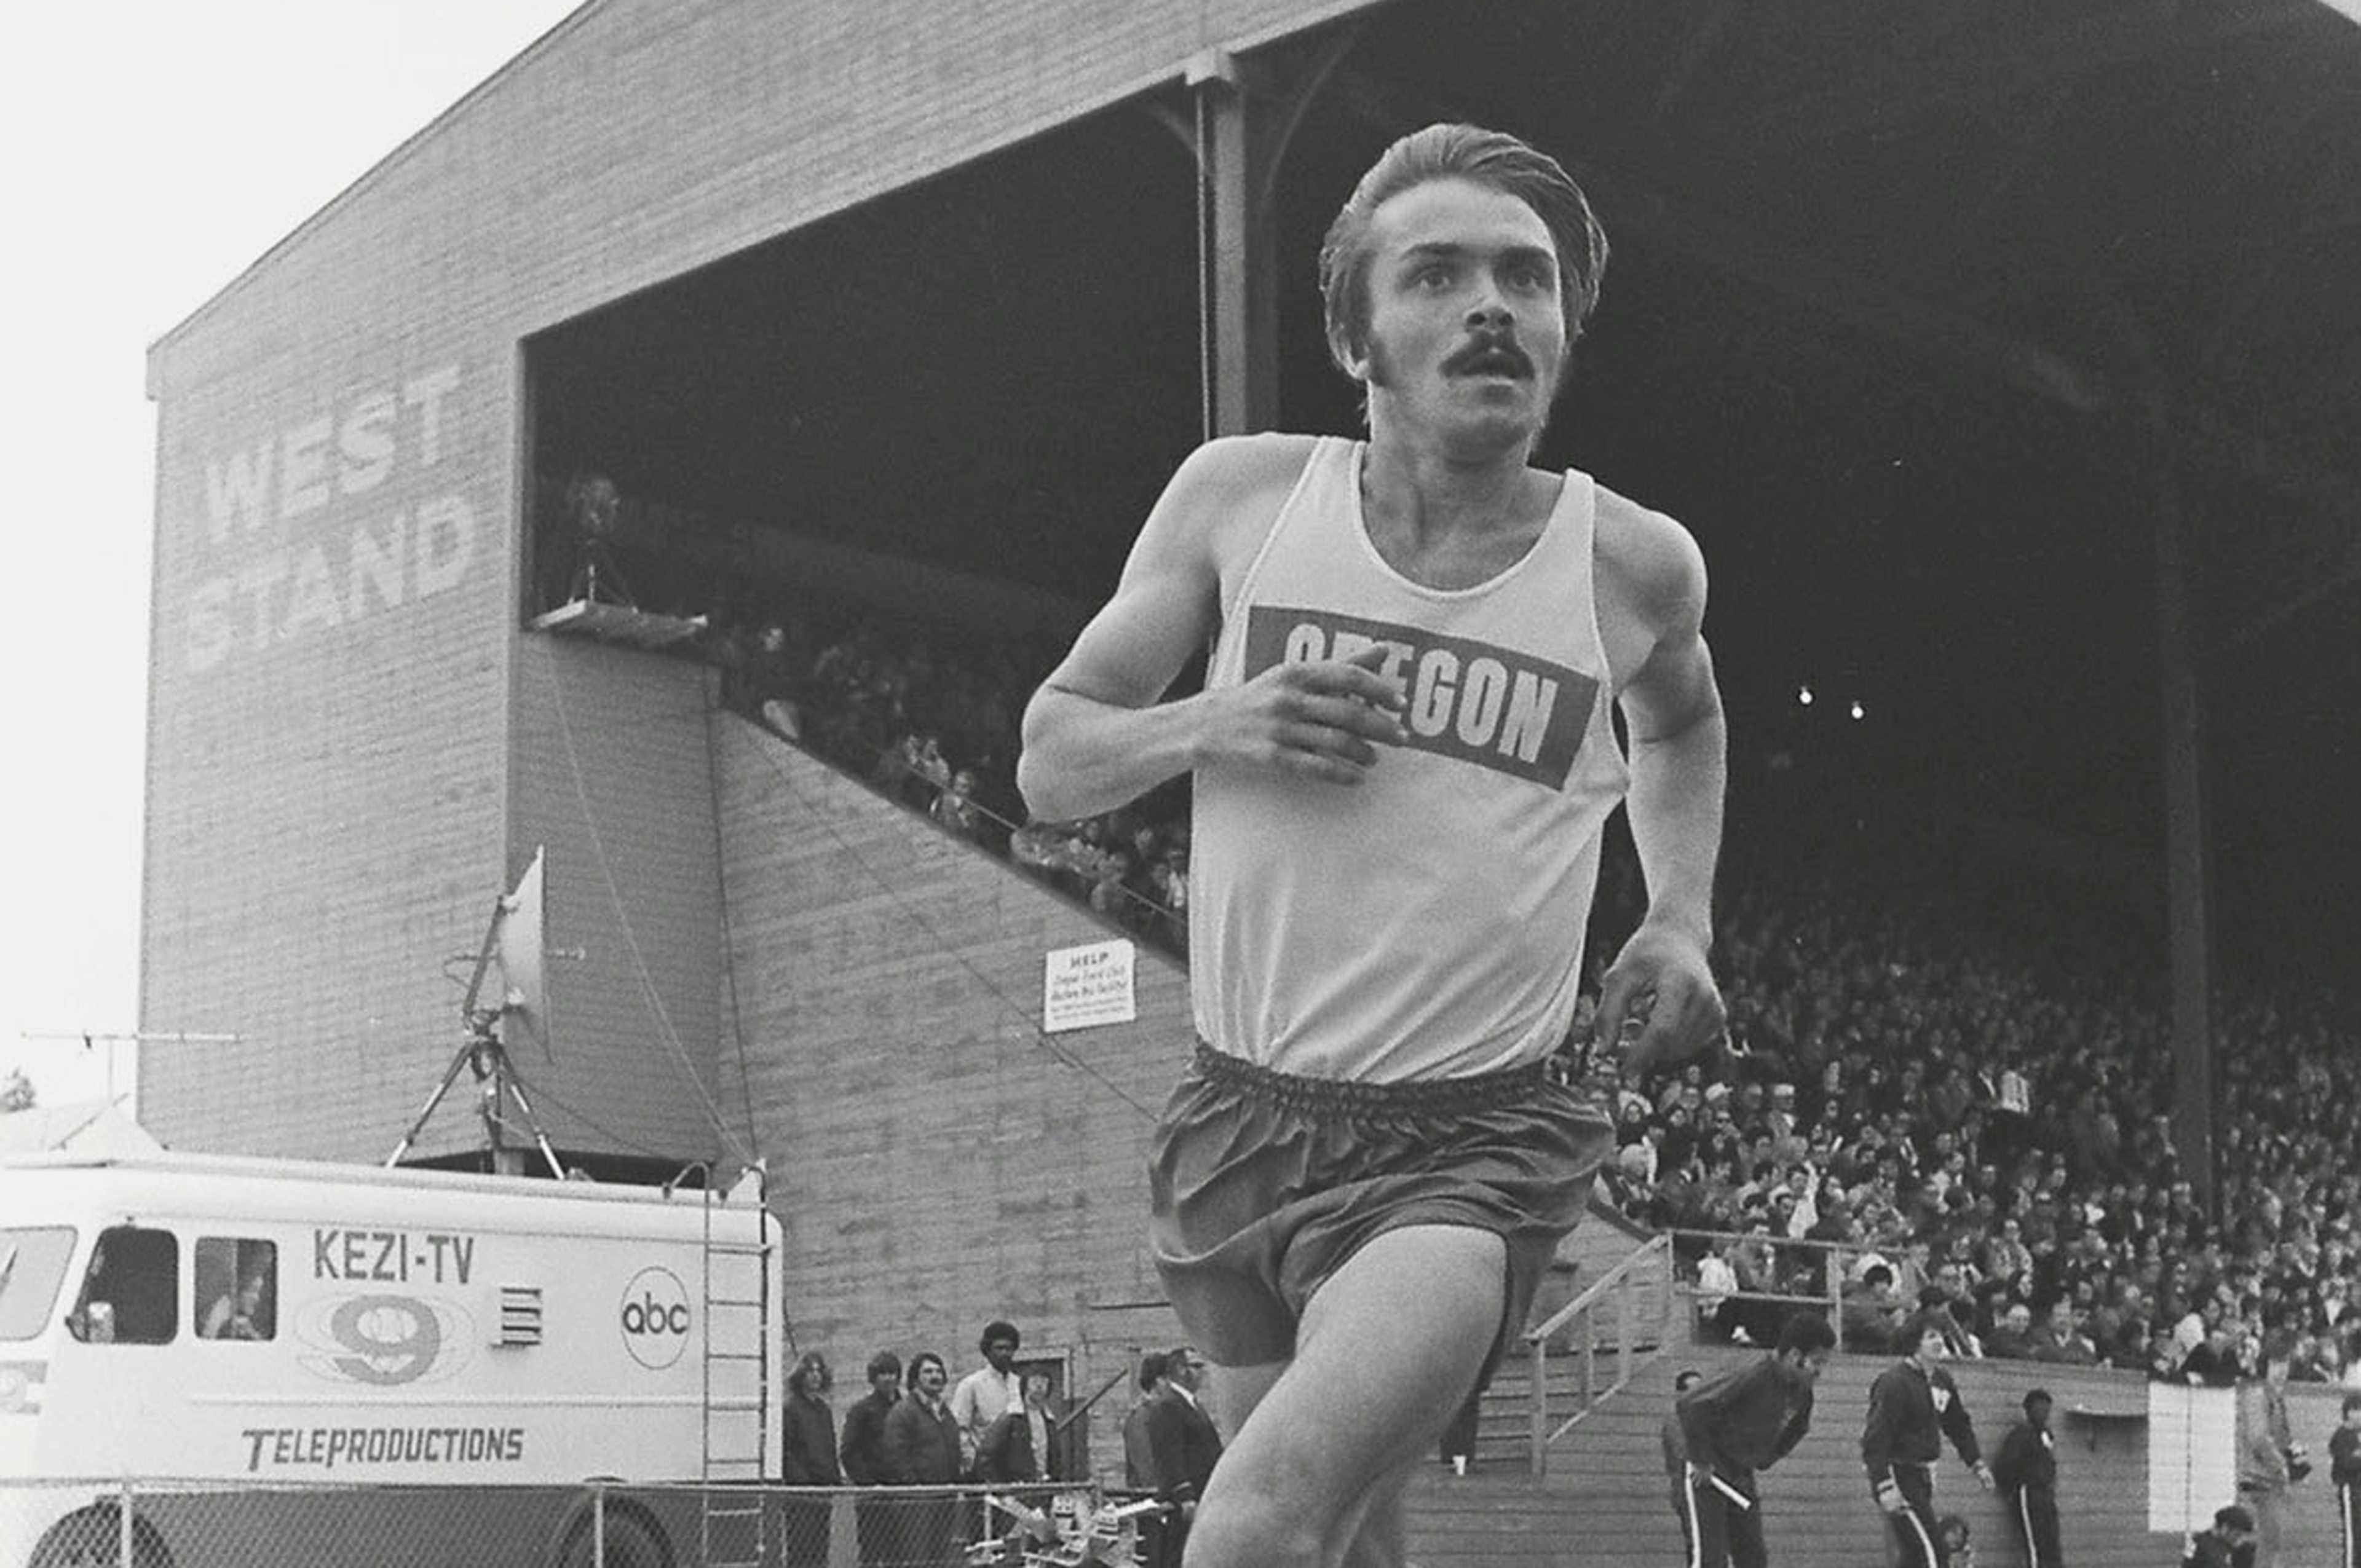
[1196, 643, 1408, 786]
[1872, 1476, 1905, 1515]
[1596, 921, 1725, 1079]
[1972, 1459, 1996, 1492]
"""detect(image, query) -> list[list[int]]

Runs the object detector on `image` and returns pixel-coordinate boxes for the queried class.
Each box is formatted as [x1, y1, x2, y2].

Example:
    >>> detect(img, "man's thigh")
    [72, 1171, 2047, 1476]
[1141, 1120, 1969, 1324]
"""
[1205, 1357, 1287, 1446]
[1208, 1224, 1508, 1507]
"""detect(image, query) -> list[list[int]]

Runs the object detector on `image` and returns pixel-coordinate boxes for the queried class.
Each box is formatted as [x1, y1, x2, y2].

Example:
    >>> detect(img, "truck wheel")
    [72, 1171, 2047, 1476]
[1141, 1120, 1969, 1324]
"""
[31, 1508, 172, 1568]
[558, 1504, 670, 1568]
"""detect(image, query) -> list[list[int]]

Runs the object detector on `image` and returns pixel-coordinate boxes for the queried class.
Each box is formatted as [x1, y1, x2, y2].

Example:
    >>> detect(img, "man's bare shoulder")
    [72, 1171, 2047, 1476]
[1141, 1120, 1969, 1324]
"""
[1594, 481, 1709, 627]
[1160, 431, 1323, 553]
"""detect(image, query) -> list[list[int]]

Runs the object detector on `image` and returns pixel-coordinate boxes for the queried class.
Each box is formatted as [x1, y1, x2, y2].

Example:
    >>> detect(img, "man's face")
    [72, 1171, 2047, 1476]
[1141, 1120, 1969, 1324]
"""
[917, 1360, 947, 1398]
[1351, 178, 1567, 454]
[2004, 1304, 2033, 1335]
[1166, 1353, 1201, 1393]
[986, 1336, 1018, 1373]
[1916, 1326, 1949, 1361]
[1024, 1373, 1053, 1408]
[872, 1368, 901, 1398]
[2029, 1400, 2053, 1432]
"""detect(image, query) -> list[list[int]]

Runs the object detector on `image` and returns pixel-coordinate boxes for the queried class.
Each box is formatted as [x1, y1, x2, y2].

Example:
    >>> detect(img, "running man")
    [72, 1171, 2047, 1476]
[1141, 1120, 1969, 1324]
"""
[1863, 1313, 1995, 1568]
[1675, 1313, 1833, 1567]
[1019, 122, 1728, 1567]
[1992, 1388, 2062, 1568]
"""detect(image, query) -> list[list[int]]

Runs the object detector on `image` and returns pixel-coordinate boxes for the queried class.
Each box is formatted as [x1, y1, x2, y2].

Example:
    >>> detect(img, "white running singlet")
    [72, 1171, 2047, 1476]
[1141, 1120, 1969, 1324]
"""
[1190, 436, 1632, 1083]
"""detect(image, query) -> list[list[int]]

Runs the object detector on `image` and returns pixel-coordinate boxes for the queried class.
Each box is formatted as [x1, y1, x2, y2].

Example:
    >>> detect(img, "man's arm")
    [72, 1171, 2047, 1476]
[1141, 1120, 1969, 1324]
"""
[1592, 500, 1727, 1074]
[1018, 435, 1406, 825]
[1938, 1377, 1987, 1476]
[1770, 1385, 1813, 1465]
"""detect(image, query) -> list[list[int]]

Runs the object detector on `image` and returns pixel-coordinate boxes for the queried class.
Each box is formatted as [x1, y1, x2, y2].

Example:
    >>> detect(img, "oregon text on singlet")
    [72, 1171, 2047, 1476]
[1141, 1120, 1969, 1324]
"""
[1190, 436, 1632, 1083]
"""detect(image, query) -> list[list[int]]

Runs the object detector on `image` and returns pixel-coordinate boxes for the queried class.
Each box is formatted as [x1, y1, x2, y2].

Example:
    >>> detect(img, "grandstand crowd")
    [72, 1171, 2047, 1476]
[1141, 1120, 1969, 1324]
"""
[560, 478, 2361, 1389]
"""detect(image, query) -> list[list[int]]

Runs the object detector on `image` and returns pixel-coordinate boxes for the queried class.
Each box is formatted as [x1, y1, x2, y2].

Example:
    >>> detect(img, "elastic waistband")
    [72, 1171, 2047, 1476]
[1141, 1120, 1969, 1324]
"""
[1190, 1042, 1550, 1116]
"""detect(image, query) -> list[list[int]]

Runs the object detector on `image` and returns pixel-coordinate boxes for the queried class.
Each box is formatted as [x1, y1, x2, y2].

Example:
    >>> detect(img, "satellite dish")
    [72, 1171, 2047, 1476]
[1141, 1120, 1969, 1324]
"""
[493, 847, 550, 1060]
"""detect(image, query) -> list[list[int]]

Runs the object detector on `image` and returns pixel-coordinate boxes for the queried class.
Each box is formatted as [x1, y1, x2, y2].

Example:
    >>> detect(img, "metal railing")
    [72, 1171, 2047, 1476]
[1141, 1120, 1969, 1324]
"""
[1663, 1227, 1930, 1355]
[1522, 1232, 1674, 1475]
[0, 1478, 1136, 1568]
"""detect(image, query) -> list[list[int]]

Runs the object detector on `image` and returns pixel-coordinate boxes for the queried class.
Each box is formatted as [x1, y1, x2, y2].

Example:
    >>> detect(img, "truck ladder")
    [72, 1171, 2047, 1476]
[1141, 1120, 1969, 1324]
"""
[701, 1167, 772, 1568]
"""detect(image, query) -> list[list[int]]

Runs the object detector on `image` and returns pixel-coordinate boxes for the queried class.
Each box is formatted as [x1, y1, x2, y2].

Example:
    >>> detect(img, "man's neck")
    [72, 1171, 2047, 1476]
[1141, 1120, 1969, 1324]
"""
[1358, 427, 1546, 551]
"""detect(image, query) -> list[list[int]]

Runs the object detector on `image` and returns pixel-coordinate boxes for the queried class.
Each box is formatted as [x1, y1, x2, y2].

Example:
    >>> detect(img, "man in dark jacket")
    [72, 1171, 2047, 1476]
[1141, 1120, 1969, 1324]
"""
[1863, 1313, 1995, 1567]
[976, 1368, 1066, 1484]
[1143, 1347, 1224, 1568]
[837, 1350, 901, 1568]
[1992, 1388, 2062, 1568]
[1677, 1313, 1833, 1566]
[884, 1352, 964, 1566]
[1663, 1368, 1704, 1559]
[780, 1352, 840, 1568]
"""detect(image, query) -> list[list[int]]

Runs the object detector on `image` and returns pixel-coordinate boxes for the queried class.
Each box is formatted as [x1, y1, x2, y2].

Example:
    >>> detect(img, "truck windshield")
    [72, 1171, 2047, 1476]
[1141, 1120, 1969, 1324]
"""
[0, 1227, 77, 1341]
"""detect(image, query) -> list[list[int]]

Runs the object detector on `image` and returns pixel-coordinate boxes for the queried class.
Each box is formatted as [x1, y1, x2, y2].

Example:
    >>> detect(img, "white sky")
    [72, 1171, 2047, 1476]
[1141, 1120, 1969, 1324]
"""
[0, 1, 582, 1113]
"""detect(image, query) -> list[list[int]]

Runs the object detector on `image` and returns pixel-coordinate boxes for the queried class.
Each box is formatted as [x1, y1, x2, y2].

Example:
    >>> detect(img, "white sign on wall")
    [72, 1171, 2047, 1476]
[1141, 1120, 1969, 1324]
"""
[2146, 1382, 2236, 1535]
[1043, 940, 1136, 1033]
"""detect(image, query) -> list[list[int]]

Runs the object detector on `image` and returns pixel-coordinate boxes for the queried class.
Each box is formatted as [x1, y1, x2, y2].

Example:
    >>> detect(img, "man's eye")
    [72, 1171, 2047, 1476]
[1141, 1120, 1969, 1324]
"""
[1415, 266, 1455, 288]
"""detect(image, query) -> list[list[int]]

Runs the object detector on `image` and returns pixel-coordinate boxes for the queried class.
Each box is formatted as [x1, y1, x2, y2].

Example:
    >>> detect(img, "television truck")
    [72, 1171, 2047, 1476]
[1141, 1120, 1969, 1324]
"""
[0, 1148, 779, 1567]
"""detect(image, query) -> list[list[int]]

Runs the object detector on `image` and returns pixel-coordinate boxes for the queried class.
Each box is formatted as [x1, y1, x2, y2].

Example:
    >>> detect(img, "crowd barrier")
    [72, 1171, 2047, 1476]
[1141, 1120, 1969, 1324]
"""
[0, 1478, 1150, 1568]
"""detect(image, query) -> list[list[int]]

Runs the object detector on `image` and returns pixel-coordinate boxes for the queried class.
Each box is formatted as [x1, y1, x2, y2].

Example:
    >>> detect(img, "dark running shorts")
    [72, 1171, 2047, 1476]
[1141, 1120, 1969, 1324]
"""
[1149, 1042, 1614, 1381]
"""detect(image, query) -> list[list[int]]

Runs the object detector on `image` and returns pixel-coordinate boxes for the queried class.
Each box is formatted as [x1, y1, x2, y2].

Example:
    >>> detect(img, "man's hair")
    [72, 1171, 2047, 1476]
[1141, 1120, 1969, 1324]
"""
[1778, 1313, 1837, 1357]
[866, 1349, 903, 1382]
[1673, 1368, 1703, 1392]
[1136, 1351, 1169, 1392]
[1316, 122, 1608, 375]
[981, 1319, 1021, 1353]
[2024, 1389, 2053, 1412]
[1864, 1263, 1894, 1288]
[1163, 1345, 1195, 1377]
[1903, 1310, 1952, 1350]
[2343, 1390, 2361, 1415]
[906, 1351, 945, 1390]
[789, 1352, 831, 1397]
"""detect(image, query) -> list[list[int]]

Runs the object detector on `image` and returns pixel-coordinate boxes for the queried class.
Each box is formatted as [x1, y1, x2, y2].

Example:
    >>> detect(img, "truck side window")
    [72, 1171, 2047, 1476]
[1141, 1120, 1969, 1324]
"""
[196, 1237, 277, 1341]
[68, 1226, 178, 1345]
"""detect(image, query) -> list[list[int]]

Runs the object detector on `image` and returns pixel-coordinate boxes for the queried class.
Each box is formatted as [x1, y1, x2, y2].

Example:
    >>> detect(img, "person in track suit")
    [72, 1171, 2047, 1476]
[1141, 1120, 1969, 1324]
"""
[1993, 1388, 2063, 1568]
[1863, 1312, 1995, 1568]
[1675, 1312, 1833, 1567]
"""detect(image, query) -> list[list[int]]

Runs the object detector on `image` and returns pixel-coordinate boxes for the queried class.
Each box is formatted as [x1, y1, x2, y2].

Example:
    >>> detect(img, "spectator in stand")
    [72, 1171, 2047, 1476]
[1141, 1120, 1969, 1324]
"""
[1987, 1301, 2036, 1361]
[2030, 1299, 2100, 1366]
[839, 1350, 902, 1568]
[931, 768, 985, 841]
[780, 1352, 840, 1568]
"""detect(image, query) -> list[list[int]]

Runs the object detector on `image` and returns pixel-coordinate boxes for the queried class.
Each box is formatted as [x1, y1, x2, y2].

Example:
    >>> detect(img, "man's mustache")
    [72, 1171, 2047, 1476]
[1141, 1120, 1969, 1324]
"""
[1443, 336, 1534, 378]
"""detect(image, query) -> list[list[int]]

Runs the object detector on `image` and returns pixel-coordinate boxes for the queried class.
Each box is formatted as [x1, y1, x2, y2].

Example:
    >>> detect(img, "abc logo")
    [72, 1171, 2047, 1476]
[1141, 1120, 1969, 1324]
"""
[619, 1267, 691, 1369]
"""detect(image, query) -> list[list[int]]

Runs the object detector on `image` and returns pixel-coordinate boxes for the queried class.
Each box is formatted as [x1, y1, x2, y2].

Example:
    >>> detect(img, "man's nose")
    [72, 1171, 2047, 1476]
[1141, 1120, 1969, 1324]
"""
[1465, 297, 1512, 332]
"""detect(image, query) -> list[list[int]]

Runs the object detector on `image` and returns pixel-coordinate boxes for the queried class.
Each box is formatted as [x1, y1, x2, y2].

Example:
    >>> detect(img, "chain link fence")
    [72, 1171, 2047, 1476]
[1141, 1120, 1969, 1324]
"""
[0, 1479, 1149, 1568]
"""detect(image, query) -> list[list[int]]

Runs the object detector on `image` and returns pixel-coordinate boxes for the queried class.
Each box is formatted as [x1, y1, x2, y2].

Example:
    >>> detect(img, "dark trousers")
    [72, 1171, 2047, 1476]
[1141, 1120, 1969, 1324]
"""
[1880, 1464, 1947, 1568]
[1683, 1468, 1766, 1568]
[2009, 1483, 2062, 1568]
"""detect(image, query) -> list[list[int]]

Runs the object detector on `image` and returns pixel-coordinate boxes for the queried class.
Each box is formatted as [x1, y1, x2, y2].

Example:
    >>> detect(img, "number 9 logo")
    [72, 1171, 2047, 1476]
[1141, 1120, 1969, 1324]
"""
[326, 1294, 443, 1385]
